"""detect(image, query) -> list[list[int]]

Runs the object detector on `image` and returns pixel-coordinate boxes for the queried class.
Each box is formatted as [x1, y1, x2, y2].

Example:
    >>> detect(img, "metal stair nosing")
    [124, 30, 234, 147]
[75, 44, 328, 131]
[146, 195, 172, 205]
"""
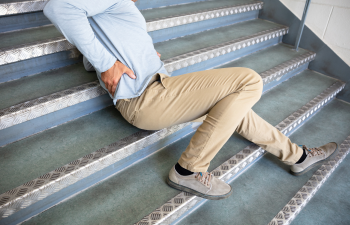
[0, 2, 263, 67]
[147, 2, 263, 43]
[268, 135, 350, 225]
[135, 81, 346, 225]
[0, 50, 316, 222]
[167, 26, 288, 77]
[0, 26, 290, 146]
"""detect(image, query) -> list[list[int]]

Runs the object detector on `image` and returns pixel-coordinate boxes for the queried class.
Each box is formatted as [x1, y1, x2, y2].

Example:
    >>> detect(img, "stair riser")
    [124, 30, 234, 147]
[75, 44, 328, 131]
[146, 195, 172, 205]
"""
[0, 12, 50, 33]
[263, 63, 309, 93]
[0, 95, 111, 147]
[171, 36, 282, 76]
[0, 51, 81, 83]
[0, 123, 198, 225]
[136, 0, 203, 10]
[150, 10, 258, 43]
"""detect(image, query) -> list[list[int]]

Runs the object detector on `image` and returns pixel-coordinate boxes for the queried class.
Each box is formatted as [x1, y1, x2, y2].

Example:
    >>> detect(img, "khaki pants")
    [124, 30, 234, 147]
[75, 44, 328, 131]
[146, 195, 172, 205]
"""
[116, 68, 303, 172]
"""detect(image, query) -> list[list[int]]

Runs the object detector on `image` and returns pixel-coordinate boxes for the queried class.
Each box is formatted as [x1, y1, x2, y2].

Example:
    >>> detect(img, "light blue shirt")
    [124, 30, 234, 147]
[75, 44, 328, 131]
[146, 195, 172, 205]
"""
[44, 0, 169, 105]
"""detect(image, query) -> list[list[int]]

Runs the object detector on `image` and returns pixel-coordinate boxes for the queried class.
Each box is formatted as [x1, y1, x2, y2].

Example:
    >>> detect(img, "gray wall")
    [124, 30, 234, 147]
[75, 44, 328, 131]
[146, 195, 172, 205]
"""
[259, 0, 350, 102]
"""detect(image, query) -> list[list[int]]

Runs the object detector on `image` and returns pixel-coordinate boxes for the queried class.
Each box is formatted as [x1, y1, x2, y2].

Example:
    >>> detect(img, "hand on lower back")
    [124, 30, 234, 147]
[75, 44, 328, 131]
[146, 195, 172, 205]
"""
[157, 52, 161, 58]
[101, 60, 136, 96]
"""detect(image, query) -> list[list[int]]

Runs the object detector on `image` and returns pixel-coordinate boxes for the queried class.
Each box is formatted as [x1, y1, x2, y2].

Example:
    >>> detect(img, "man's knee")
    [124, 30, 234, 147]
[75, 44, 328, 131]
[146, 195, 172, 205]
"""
[243, 67, 263, 99]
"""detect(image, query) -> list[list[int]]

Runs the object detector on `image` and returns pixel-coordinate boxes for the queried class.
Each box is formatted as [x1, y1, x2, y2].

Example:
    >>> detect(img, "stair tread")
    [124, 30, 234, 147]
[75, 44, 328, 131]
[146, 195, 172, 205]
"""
[0, 20, 285, 112]
[156, 19, 284, 60]
[18, 70, 338, 225]
[217, 43, 309, 73]
[0, 106, 139, 194]
[0, 25, 61, 50]
[179, 99, 350, 225]
[141, 0, 259, 21]
[0, 63, 95, 110]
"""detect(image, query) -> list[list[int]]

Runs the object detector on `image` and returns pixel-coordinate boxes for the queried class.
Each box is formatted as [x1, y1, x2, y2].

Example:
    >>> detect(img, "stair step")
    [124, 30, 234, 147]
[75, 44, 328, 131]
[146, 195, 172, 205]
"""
[136, 70, 344, 225]
[0, 47, 315, 223]
[179, 99, 350, 225]
[1, 70, 340, 225]
[0, 20, 289, 147]
[158, 19, 287, 76]
[217, 43, 314, 90]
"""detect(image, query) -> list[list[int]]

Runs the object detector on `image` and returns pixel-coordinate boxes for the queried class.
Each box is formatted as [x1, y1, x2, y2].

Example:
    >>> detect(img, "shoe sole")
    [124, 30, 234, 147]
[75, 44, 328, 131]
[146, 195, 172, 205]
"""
[290, 142, 338, 176]
[166, 177, 233, 200]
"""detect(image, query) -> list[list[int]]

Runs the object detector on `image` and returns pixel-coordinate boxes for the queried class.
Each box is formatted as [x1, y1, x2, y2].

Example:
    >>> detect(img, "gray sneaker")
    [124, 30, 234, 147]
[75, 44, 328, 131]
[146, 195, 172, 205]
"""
[167, 166, 232, 200]
[290, 142, 338, 176]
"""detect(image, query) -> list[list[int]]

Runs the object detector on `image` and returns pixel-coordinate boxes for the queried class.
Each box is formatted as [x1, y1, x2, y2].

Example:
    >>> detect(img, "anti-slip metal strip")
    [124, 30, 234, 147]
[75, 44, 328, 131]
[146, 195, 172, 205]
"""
[268, 135, 350, 225]
[146, 2, 263, 32]
[0, 28, 291, 131]
[261, 52, 316, 85]
[0, 122, 191, 219]
[0, 0, 48, 16]
[164, 27, 289, 73]
[0, 1, 263, 66]
[0, 36, 73, 66]
[135, 81, 345, 225]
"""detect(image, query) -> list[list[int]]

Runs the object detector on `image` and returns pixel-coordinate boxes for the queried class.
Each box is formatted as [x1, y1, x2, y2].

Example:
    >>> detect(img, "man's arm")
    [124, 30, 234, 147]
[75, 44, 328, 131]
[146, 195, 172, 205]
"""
[43, 0, 118, 73]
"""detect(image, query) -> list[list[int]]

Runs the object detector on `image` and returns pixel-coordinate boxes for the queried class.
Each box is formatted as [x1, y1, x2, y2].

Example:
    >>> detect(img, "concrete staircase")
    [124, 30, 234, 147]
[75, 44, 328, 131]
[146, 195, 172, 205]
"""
[0, 0, 349, 224]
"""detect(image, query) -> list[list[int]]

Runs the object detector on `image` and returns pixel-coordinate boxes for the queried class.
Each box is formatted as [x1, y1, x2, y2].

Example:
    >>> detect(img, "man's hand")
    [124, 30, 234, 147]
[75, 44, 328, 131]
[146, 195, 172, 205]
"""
[101, 60, 136, 96]
[157, 52, 161, 58]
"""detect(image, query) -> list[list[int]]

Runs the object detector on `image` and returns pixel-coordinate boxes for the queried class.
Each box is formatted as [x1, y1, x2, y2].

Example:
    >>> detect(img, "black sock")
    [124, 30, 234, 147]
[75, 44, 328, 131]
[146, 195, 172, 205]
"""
[175, 163, 194, 176]
[296, 148, 307, 164]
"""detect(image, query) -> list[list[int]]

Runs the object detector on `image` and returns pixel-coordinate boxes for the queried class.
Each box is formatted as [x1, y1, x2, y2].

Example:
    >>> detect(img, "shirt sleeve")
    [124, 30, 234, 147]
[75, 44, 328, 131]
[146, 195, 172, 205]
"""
[43, 0, 118, 72]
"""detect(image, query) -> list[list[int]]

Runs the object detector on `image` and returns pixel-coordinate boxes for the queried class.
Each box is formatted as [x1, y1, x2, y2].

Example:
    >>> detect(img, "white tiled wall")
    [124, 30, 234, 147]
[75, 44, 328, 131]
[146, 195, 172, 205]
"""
[280, 0, 350, 66]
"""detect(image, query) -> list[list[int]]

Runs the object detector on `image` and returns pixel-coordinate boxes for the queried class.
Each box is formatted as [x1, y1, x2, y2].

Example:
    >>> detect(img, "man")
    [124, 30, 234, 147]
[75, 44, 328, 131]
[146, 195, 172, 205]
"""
[43, 0, 337, 200]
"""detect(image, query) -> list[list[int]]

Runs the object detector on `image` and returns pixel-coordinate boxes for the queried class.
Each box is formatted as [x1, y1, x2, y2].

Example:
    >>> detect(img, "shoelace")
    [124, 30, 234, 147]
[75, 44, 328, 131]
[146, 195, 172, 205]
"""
[195, 172, 212, 187]
[301, 145, 324, 157]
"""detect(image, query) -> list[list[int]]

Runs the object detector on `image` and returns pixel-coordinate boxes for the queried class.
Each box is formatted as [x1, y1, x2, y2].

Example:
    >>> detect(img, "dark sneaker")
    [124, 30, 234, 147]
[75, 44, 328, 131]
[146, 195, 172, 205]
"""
[167, 166, 232, 200]
[290, 142, 338, 176]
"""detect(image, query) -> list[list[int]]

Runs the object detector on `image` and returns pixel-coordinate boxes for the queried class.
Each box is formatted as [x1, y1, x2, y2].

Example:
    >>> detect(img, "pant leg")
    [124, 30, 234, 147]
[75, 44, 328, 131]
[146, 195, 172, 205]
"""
[236, 110, 303, 165]
[117, 67, 263, 172]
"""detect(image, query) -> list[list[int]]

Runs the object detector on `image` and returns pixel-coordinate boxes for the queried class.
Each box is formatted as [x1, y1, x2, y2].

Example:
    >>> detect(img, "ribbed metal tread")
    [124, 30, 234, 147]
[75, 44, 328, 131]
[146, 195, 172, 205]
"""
[13, 71, 343, 225]
[0, 0, 263, 66]
[136, 77, 345, 225]
[0, 20, 288, 132]
[0, 69, 338, 223]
